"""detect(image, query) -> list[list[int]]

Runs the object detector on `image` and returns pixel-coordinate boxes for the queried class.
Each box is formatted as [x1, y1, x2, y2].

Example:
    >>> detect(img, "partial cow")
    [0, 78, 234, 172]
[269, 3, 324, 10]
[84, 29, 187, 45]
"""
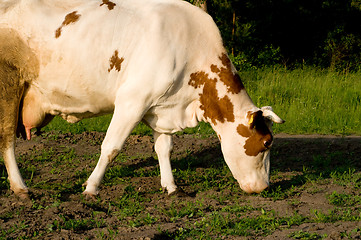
[0, 0, 284, 199]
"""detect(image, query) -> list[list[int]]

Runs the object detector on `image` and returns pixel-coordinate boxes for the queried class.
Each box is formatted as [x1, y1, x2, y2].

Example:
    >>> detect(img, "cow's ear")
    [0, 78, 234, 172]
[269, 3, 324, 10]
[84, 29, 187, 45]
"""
[261, 106, 285, 124]
[248, 113, 255, 128]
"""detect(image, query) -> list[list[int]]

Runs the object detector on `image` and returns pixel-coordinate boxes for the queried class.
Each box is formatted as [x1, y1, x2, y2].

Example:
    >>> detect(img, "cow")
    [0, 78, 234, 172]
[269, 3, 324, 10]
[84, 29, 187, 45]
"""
[0, 0, 284, 199]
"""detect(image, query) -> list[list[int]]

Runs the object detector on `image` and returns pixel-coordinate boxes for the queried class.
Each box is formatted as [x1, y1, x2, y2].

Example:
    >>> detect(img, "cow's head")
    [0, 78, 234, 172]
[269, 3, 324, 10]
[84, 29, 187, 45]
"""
[215, 106, 284, 193]
[189, 53, 284, 193]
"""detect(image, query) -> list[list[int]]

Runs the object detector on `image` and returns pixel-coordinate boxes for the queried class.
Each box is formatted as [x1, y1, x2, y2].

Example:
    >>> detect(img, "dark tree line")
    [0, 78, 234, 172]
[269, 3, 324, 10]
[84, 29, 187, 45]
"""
[189, 0, 361, 70]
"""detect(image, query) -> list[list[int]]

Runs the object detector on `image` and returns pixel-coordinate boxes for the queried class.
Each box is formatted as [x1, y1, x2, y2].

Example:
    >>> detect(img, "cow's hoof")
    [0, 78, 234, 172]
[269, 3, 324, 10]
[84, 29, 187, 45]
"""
[13, 189, 30, 200]
[82, 191, 98, 200]
[168, 188, 189, 197]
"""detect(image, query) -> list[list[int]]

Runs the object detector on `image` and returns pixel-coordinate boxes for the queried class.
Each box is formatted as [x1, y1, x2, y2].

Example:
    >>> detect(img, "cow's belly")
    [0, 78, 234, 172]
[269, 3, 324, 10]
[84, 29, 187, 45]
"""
[22, 81, 115, 131]
[45, 88, 115, 122]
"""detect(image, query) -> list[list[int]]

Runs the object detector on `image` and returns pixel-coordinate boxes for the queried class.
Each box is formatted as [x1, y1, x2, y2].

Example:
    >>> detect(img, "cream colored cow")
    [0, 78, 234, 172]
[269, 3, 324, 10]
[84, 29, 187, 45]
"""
[0, 0, 284, 199]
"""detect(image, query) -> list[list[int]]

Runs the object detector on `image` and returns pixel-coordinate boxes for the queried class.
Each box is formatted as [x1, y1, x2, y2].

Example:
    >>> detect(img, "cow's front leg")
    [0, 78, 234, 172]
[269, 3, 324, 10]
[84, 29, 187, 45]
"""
[82, 101, 147, 197]
[2, 139, 28, 199]
[154, 132, 177, 194]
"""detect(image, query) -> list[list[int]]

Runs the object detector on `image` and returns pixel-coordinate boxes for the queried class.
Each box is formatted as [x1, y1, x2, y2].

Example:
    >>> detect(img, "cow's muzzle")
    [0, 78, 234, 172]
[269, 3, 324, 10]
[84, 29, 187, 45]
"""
[240, 181, 269, 194]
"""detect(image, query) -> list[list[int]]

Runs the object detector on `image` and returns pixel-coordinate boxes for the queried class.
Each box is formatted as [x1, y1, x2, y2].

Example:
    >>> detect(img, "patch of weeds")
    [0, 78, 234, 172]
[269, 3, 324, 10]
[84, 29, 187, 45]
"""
[52, 214, 105, 232]
[289, 199, 302, 208]
[19, 148, 55, 163]
[104, 155, 158, 184]
[260, 184, 299, 200]
[174, 164, 237, 193]
[340, 227, 361, 239]
[55, 147, 77, 164]
[0, 211, 13, 221]
[209, 192, 232, 205]
[0, 221, 28, 238]
[31, 199, 45, 210]
[33, 175, 84, 195]
[161, 200, 207, 222]
[135, 166, 160, 177]
[21, 164, 36, 184]
[283, 212, 308, 227]
[165, 209, 307, 238]
[129, 213, 158, 227]
[327, 191, 361, 207]
[112, 185, 146, 221]
[0, 167, 9, 190]
[311, 208, 361, 223]
[97, 228, 119, 240]
[261, 185, 287, 200]
[103, 165, 135, 186]
[330, 168, 361, 189]
[289, 230, 326, 239]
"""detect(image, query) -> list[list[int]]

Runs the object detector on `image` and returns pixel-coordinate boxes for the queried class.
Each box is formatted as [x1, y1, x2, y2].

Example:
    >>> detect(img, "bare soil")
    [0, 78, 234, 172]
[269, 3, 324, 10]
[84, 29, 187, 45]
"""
[0, 132, 361, 239]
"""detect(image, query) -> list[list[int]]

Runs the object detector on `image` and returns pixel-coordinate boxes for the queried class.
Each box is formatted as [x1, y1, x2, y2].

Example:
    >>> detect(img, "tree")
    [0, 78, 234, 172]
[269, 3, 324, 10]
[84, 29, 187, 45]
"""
[192, 0, 207, 12]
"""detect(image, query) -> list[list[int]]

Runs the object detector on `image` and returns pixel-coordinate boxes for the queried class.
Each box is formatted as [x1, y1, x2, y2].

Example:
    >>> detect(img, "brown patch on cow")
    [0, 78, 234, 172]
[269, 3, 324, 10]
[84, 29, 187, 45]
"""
[55, 11, 81, 38]
[236, 111, 273, 156]
[188, 53, 246, 125]
[211, 53, 244, 94]
[108, 50, 124, 72]
[100, 0, 116, 10]
[189, 71, 234, 125]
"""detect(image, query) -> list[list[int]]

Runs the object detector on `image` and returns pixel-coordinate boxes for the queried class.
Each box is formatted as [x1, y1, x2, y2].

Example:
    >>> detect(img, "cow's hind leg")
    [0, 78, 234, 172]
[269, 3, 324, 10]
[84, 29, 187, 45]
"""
[0, 64, 28, 199]
[154, 132, 177, 194]
[2, 138, 28, 198]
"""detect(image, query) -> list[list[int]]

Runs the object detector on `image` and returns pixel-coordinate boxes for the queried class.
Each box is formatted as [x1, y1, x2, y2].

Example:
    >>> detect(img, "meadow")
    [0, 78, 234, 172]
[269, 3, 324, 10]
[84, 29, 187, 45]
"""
[0, 67, 360, 239]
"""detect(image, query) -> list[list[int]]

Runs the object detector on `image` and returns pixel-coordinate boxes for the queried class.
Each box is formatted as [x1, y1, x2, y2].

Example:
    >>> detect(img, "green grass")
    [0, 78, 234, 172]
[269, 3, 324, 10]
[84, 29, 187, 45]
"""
[41, 67, 360, 136]
[240, 67, 361, 135]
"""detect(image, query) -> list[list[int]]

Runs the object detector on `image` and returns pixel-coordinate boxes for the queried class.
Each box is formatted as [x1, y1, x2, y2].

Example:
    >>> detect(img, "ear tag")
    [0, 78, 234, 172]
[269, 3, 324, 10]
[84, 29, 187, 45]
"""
[248, 114, 254, 127]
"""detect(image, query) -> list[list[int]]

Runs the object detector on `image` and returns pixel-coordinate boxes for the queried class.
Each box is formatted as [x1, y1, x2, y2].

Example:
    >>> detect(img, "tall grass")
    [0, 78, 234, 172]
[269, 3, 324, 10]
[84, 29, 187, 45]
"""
[43, 67, 361, 135]
[240, 67, 361, 135]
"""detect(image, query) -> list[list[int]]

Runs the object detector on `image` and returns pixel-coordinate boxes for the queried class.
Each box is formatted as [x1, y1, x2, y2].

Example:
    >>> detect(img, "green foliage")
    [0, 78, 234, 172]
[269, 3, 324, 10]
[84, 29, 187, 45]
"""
[327, 191, 361, 207]
[187, 0, 361, 70]
[51, 214, 105, 232]
[161, 209, 308, 238]
[289, 230, 326, 240]
[322, 26, 361, 71]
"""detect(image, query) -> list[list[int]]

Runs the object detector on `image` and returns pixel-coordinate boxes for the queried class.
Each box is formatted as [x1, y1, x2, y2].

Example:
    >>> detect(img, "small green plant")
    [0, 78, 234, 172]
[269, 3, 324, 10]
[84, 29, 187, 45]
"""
[289, 230, 326, 239]
[327, 191, 361, 207]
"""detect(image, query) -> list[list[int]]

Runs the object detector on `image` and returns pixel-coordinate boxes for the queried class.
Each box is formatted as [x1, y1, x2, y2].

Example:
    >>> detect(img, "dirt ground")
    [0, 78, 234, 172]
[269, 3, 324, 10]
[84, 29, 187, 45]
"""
[0, 132, 361, 239]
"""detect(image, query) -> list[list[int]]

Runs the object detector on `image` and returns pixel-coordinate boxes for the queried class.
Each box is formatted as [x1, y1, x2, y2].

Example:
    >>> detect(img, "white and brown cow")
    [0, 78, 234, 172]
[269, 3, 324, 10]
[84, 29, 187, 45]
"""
[0, 0, 284, 199]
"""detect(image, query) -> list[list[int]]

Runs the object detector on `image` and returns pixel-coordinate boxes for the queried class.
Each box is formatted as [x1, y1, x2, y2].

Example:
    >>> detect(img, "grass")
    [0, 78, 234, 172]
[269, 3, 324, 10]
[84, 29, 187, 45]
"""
[41, 67, 361, 136]
[240, 67, 361, 135]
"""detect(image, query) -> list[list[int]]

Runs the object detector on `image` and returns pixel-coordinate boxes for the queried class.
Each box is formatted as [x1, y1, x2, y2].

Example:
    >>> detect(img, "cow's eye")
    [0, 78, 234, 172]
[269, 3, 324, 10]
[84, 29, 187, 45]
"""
[263, 139, 272, 148]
